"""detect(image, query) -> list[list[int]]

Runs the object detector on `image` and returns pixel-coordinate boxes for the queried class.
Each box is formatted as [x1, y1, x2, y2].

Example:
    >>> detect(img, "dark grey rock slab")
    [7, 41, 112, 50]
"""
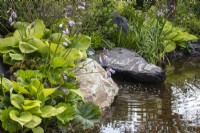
[97, 48, 166, 83]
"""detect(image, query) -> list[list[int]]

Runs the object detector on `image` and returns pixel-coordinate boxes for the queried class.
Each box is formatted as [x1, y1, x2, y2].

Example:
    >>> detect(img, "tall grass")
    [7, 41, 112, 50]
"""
[112, 9, 169, 64]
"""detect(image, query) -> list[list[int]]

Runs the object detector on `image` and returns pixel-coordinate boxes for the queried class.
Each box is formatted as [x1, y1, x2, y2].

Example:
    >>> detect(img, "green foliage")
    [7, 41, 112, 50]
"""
[173, 0, 200, 36]
[75, 102, 100, 129]
[0, 14, 100, 132]
[0, 1, 71, 28]
[0, 107, 21, 133]
[113, 6, 198, 63]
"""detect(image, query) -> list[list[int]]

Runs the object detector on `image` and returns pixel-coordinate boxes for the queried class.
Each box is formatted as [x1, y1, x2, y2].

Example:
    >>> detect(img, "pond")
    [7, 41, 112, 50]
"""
[88, 57, 200, 133]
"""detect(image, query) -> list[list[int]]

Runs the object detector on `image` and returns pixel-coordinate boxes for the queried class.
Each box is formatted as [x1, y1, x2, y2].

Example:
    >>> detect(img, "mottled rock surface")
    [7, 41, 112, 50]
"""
[98, 48, 166, 83]
[76, 58, 119, 110]
[113, 13, 128, 32]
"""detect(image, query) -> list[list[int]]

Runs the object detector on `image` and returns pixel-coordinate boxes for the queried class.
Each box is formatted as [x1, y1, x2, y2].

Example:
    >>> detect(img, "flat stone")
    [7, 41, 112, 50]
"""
[76, 58, 119, 110]
[98, 48, 166, 83]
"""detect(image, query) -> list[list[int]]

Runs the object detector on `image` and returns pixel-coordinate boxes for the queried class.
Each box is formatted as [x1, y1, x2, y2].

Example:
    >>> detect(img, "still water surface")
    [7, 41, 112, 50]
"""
[90, 57, 200, 133]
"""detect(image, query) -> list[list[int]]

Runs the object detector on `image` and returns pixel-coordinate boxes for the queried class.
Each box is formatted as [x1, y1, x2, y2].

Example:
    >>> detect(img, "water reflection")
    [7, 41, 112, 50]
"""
[88, 57, 200, 133]
[172, 79, 200, 127]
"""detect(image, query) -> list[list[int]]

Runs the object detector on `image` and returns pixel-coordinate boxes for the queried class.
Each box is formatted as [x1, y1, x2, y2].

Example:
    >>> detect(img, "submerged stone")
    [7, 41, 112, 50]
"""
[97, 48, 166, 83]
[76, 58, 119, 110]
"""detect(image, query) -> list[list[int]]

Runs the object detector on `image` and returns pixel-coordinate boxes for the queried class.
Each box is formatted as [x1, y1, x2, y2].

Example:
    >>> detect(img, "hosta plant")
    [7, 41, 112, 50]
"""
[0, 18, 100, 133]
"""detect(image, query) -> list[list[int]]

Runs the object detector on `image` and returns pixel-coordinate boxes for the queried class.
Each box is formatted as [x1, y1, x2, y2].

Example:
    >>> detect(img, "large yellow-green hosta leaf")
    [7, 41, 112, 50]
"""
[12, 81, 29, 94]
[61, 48, 83, 64]
[0, 78, 13, 92]
[9, 110, 32, 127]
[27, 38, 49, 56]
[52, 56, 66, 69]
[22, 100, 41, 111]
[46, 42, 65, 55]
[32, 127, 44, 133]
[19, 41, 38, 53]
[73, 34, 91, 50]
[24, 115, 42, 128]
[41, 106, 67, 118]
[10, 94, 24, 110]
[43, 88, 57, 98]
[26, 19, 45, 39]
[173, 32, 198, 42]
[0, 36, 19, 49]
[9, 53, 24, 61]
[164, 40, 176, 53]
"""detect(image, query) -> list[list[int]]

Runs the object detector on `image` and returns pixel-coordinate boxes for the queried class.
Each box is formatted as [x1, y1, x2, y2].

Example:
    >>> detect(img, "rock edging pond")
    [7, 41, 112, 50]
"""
[94, 48, 166, 83]
[76, 58, 119, 111]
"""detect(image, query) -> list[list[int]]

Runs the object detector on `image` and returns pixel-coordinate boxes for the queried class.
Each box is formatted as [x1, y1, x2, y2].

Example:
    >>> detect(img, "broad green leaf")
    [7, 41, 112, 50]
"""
[22, 100, 41, 111]
[43, 88, 57, 98]
[164, 40, 176, 53]
[9, 53, 24, 61]
[24, 115, 42, 128]
[46, 42, 65, 54]
[60, 48, 83, 64]
[26, 19, 45, 38]
[3, 53, 13, 65]
[28, 107, 42, 116]
[13, 30, 23, 41]
[10, 94, 24, 109]
[41, 106, 67, 118]
[57, 105, 76, 124]
[50, 33, 65, 44]
[10, 110, 32, 127]
[1, 107, 21, 133]
[30, 79, 44, 96]
[12, 81, 29, 94]
[52, 56, 66, 69]
[32, 127, 44, 133]
[14, 21, 30, 30]
[73, 34, 91, 50]
[0, 78, 13, 92]
[76, 102, 100, 129]
[173, 32, 198, 42]
[19, 41, 38, 53]
[29, 85, 38, 96]
[0, 48, 20, 54]
[164, 32, 178, 40]
[13, 21, 30, 42]
[27, 38, 49, 55]
[70, 89, 84, 100]
[0, 36, 19, 49]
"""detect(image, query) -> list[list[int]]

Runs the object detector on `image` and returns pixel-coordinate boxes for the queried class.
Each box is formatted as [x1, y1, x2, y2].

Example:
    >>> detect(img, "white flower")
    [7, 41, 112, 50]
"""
[68, 20, 75, 27]
[78, 5, 85, 10]
[12, 11, 17, 18]
[63, 42, 68, 47]
[9, 17, 12, 23]
[59, 23, 63, 28]
[62, 27, 69, 35]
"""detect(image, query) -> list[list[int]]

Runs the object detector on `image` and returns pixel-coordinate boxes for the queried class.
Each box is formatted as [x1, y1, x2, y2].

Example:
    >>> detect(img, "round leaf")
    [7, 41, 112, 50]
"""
[41, 106, 67, 118]
[10, 110, 32, 127]
[24, 115, 42, 128]
[19, 41, 38, 53]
